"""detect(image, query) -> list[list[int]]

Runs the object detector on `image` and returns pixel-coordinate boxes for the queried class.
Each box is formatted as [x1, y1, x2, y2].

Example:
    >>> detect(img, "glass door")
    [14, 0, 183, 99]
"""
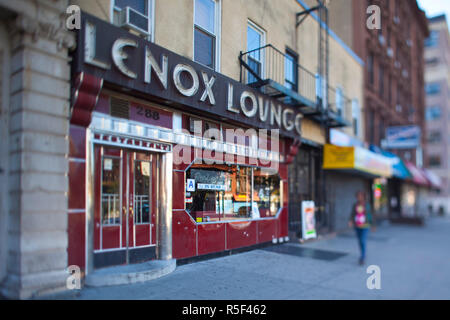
[93, 145, 157, 267]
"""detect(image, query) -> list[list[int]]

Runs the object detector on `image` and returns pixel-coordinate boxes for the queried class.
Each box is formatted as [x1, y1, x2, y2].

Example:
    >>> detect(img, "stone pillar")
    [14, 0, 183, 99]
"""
[0, 0, 75, 299]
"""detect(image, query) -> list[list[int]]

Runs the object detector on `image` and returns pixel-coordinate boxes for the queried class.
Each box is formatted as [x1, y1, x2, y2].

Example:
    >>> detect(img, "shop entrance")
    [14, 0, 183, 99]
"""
[288, 145, 327, 238]
[93, 145, 158, 268]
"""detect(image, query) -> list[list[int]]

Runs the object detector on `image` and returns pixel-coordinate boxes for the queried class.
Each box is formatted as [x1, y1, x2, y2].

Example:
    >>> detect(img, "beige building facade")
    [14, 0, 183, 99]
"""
[0, 0, 74, 298]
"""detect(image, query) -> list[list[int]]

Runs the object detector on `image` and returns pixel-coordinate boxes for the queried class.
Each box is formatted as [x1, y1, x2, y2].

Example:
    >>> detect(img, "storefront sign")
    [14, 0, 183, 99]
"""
[329, 129, 364, 147]
[323, 144, 393, 177]
[186, 179, 196, 192]
[197, 184, 226, 191]
[301, 201, 317, 240]
[322, 144, 355, 168]
[103, 158, 113, 171]
[384, 125, 421, 149]
[354, 147, 392, 177]
[73, 12, 303, 139]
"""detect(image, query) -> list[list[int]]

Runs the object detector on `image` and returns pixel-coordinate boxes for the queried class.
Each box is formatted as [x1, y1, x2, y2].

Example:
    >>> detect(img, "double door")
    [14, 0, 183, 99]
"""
[94, 145, 158, 267]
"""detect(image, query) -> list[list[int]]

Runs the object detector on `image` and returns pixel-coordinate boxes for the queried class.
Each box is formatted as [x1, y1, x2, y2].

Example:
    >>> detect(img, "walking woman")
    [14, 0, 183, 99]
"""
[348, 191, 376, 265]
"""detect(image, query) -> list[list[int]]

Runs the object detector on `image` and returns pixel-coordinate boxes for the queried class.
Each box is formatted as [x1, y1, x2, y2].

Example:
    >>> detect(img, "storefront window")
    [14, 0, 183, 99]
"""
[253, 168, 281, 217]
[185, 164, 281, 222]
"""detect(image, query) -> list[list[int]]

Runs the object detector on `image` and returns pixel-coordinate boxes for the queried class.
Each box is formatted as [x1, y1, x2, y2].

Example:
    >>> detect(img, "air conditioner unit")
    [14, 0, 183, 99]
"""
[393, 16, 400, 25]
[120, 6, 150, 37]
[402, 69, 409, 78]
[387, 47, 394, 58]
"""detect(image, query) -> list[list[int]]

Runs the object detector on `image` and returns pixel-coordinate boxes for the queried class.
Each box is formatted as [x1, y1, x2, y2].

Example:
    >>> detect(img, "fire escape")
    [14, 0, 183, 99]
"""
[239, 0, 351, 129]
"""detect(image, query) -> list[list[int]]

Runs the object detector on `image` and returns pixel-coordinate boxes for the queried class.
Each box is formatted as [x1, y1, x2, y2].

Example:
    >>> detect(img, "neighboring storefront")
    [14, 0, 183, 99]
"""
[369, 146, 412, 220]
[288, 140, 325, 238]
[322, 143, 393, 232]
[68, 13, 306, 273]
[422, 169, 442, 215]
[401, 162, 430, 218]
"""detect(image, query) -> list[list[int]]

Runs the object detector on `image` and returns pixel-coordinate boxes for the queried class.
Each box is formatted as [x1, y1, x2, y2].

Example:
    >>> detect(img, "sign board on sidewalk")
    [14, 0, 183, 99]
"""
[301, 201, 317, 240]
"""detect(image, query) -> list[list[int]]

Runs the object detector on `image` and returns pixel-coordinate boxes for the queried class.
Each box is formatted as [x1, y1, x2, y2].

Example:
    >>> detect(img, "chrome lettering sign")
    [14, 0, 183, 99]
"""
[76, 12, 303, 139]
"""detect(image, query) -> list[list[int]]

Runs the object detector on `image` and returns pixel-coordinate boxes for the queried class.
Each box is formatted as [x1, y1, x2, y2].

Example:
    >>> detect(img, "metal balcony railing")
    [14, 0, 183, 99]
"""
[239, 44, 317, 109]
[239, 44, 351, 128]
[327, 86, 353, 126]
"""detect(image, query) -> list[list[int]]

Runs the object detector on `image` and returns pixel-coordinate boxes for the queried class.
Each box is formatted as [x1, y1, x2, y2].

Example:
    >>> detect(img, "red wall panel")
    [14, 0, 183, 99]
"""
[257, 219, 277, 244]
[278, 208, 289, 238]
[68, 161, 86, 210]
[69, 125, 86, 159]
[172, 171, 185, 210]
[226, 221, 257, 250]
[197, 223, 226, 256]
[68, 212, 85, 269]
[172, 211, 197, 259]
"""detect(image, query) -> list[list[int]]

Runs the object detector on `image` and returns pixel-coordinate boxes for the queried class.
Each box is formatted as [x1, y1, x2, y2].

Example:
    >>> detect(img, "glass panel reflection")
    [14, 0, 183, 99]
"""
[134, 160, 151, 224]
[102, 157, 121, 225]
[186, 164, 280, 223]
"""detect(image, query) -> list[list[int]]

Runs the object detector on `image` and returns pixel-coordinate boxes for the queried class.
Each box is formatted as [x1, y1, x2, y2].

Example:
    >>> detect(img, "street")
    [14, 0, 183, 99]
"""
[48, 216, 450, 300]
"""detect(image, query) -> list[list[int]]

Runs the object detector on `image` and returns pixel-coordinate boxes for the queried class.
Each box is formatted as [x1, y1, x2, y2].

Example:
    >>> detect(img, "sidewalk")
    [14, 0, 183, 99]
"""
[46, 216, 450, 300]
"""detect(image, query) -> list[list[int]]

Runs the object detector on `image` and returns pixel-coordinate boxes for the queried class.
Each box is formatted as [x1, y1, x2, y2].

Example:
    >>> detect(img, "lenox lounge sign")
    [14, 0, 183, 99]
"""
[73, 13, 303, 139]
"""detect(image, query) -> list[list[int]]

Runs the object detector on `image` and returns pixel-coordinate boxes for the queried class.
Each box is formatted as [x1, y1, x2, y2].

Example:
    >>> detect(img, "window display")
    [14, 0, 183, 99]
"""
[185, 164, 281, 222]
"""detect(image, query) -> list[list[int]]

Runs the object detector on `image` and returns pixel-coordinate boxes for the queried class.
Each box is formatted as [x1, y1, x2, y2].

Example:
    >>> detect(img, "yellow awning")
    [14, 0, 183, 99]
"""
[323, 144, 393, 178]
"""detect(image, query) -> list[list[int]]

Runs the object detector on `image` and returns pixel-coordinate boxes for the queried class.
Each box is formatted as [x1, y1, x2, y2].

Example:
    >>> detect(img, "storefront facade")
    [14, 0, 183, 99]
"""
[0, 0, 367, 297]
[68, 12, 305, 272]
[323, 143, 393, 232]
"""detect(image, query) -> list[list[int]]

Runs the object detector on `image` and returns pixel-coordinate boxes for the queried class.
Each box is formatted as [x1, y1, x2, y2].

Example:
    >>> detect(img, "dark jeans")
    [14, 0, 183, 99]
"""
[355, 227, 369, 261]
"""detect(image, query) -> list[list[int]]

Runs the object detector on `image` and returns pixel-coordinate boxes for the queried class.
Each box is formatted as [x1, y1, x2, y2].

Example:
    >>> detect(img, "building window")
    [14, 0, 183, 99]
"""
[112, 0, 154, 40]
[427, 131, 442, 144]
[388, 76, 392, 103]
[194, 0, 220, 70]
[425, 57, 439, 66]
[428, 156, 441, 168]
[426, 106, 442, 121]
[368, 53, 374, 85]
[335, 87, 344, 116]
[379, 117, 385, 145]
[284, 49, 298, 92]
[425, 82, 441, 95]
[368, 109, 375, 145]
[425, 30, 439, 48]
[185, 164, 281, 222]
[379, 65, 384, 98]
[352, 99, 360, 136]
[246, 21, 265, 84]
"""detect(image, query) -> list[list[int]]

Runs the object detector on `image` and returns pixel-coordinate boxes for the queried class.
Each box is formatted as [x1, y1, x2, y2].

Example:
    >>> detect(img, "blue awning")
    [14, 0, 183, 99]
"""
[369, 145, 412, 180]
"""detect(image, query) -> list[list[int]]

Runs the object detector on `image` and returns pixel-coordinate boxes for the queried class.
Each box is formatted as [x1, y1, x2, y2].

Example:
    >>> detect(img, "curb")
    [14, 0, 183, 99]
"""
[85, 259, 176, 287]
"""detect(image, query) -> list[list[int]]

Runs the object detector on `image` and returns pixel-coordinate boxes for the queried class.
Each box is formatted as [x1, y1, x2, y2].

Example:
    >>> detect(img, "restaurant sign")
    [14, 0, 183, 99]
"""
[72, 12, 303, 139]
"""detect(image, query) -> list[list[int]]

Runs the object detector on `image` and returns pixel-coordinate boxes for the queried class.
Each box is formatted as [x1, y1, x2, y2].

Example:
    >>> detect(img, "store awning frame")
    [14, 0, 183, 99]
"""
[404, 161, 429, 187]
[369, 145, 412, 180]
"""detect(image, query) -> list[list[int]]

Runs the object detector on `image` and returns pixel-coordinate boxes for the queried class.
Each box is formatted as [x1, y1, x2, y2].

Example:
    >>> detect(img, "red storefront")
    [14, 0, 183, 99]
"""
[68, 13, 302, 274]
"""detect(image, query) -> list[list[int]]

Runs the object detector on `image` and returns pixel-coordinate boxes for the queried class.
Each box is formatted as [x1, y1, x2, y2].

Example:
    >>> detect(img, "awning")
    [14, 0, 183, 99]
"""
[404, 162, 429, 187]
[422, 169, 442, 190]
[323, 144, 393, 178]
[369, 145, 412, 180]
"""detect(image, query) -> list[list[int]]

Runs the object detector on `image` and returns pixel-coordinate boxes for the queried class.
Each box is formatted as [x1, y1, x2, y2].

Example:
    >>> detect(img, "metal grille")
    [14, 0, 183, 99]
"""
[110, 97, 129, 119]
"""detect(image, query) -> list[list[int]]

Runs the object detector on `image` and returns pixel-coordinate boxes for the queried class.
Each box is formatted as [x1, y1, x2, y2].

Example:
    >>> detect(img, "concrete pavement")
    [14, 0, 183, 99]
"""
[45, 216, 450, 300]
